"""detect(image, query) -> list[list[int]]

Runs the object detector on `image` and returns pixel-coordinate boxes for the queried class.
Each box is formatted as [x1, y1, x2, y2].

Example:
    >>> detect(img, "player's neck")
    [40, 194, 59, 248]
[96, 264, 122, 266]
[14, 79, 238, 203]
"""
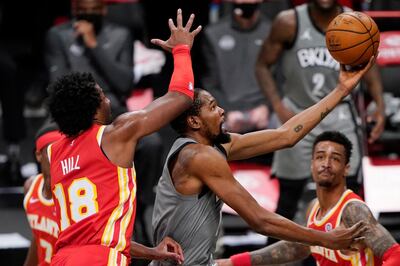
[184, 132, 214, 146]
[42, 179, 53, 200]
[309, 3, 341, 32]
[316, 185, 346, 215]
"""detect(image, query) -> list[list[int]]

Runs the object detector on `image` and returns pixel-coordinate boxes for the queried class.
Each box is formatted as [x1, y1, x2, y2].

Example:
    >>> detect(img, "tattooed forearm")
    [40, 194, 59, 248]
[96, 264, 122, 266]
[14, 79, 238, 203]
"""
[294, 124, 304, 132]
[320, 108, 331, 120]
[342, 202, 396, 258]
[251, 241, 310, 265]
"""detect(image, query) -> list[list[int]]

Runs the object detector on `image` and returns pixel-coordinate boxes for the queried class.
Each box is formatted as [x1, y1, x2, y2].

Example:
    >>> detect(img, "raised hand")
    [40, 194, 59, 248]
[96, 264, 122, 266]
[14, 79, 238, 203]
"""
[338, 55, 376, 96]
[151, 9, 202, 52]
[74, 21, 97, 48]
[152, 236, 184, 264]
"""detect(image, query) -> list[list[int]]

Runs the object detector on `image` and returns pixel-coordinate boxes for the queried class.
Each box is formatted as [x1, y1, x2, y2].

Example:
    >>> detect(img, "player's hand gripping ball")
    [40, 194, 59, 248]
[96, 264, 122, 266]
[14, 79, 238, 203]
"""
[326, 11, 380, 67]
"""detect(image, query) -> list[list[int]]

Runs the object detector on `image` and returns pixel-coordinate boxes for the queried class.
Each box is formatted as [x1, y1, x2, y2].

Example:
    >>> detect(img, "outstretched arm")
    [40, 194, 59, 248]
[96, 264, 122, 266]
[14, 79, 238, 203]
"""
[224, 57, 376, 161]
[342, 201, 396, 258]
[186, 145, 365, 250]
[217, 201, 318, 266]
[111, 9, 202, 138]
[103, 9, 202, 166]
[250, 241, 310, 265]
[217, 241, 310, 266]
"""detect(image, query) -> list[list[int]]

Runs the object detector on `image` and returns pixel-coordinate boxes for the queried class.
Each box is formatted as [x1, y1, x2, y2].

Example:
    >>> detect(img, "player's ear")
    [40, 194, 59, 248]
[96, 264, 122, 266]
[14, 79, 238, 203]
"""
[187, 115, 201, 130]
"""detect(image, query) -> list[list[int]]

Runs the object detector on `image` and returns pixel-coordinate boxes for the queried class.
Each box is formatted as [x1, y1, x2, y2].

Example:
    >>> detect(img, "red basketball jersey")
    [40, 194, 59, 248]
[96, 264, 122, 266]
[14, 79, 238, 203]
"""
[307, 189, 381, 266]
[24, 174, 59, 265]
[49, 124, 136, 263]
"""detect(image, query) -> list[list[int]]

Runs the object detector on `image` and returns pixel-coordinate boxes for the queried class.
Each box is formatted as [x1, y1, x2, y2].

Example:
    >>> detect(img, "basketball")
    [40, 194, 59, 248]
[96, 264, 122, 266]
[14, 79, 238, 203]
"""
[326, 11, 380, 67]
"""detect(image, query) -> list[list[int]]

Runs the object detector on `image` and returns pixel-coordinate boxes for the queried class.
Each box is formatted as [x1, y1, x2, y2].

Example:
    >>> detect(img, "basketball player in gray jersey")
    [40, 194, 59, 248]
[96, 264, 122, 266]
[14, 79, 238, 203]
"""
[151, 52, 375, 265]
[255, 0, 385, 245]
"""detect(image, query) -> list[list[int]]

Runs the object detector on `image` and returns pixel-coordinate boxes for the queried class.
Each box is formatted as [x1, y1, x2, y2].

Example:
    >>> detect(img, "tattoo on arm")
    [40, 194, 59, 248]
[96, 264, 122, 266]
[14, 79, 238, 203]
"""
[294, 124, 304, 132]
[320, 108, 331, 120]
[251, 241, 310, 265]
[342, 201, 396, 258]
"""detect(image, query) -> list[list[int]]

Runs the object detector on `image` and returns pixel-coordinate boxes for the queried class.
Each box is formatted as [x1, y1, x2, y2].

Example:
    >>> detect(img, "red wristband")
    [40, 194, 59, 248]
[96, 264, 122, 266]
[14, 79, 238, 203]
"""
[169, 44, 194, 99]
[172, 44, 190, 55]
[230, 252, 251, 266]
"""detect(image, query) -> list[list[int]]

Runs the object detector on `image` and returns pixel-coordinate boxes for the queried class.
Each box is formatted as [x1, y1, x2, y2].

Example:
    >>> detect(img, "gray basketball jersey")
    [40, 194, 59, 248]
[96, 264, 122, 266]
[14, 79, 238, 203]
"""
[151, 138, 223, 266]
[281, 4, 351, 108]
[272, 4, 362, 179]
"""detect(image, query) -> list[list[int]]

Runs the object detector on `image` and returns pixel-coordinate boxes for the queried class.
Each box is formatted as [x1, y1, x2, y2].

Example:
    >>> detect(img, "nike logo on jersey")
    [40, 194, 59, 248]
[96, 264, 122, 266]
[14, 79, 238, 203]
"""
[29, 197, 40, 204]
[338, 109, 349, 120]
[300, 29, 312, 41]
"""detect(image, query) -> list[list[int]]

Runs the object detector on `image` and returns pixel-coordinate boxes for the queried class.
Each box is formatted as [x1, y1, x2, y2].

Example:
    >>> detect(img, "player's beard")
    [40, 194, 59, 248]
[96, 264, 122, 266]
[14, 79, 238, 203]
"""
[214, 123, 231, 144]
[316, 170, 336, 188]
[317, 179, 334, 188]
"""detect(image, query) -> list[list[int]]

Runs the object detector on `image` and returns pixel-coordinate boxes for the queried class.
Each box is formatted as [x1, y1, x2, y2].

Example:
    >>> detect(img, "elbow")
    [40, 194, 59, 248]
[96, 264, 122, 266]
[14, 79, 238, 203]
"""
[255, 58, 272, 73]
[255, 60, 264, 76]
[169, 91, 193, 107]
[285, 138, 297, 148]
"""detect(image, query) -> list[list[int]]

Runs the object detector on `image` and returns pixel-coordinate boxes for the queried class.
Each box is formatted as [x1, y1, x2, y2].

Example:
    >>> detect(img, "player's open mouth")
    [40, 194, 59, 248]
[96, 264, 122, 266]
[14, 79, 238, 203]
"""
[221, 122, 227, 134]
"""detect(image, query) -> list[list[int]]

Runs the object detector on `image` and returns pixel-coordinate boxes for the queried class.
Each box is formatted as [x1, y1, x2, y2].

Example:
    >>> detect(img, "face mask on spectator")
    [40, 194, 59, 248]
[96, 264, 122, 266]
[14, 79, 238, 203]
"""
[76, 14, 103, 33]
[233, 3, 260, 19]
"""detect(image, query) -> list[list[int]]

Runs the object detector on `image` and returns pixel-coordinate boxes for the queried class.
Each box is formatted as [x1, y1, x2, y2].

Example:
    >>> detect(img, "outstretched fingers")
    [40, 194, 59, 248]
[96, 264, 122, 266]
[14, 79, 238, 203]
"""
[362, 55, 376, 74]
[191, 25, 202, 37]
[176, 8, 183, 28]
[351, 221, 368, 238]
[168, 18, 177, 31]
[184, 13, 202, 36]
[185, 14, 195, 31]
[150, 38, 166, 47]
